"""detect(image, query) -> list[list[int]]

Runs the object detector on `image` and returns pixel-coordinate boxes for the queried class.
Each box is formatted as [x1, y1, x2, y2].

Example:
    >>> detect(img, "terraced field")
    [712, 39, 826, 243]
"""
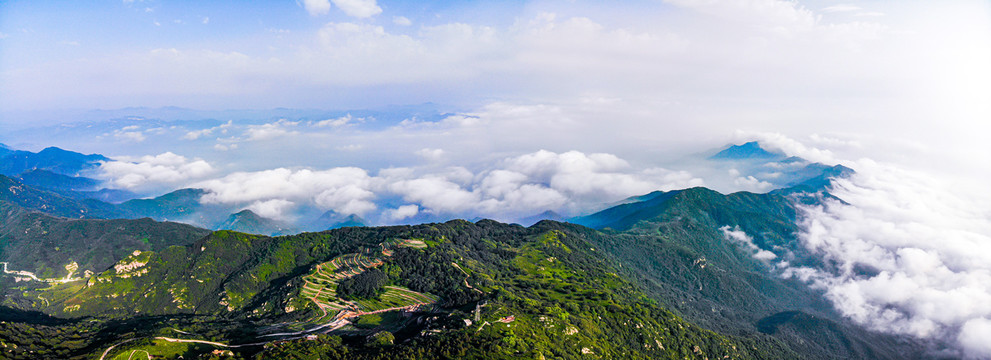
[299, 240, 439, 322]
[355, 286, 440, 311]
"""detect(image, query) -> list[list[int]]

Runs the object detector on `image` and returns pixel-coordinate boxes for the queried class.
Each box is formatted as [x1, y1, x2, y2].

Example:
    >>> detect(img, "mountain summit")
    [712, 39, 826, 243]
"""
[217, 209, 298, 236]
[0, 146, 109, 176]
[710, 141, 785, 161]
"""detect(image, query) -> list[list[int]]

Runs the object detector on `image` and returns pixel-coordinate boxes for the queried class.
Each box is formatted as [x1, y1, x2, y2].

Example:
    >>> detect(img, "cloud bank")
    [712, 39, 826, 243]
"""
[98, 149, 702, 224]
[783, 161, 991, 358]
[97, 152, 214, 192]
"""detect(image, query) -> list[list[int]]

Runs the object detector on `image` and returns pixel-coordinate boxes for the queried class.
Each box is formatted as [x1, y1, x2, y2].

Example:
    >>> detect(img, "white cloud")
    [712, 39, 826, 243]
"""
[111, 126, 147, 142]
[98, 152, 215, 190]
[823, 5, 862, 13]
[784, 161, 991, 357]
[387, 176, 479, 214]
[335, 144, 362, 151]
[740, 131, 837, 163]
[809, 133, 862, 149]
[377, 150, 702, 219]
[246, 199, 295, 220]
[415, 148, 444, 161]
[721, 225, 777, 261]
[959, 318, 991, 359]
[244, 119, 299, 141]
[196, 167, 377, 217]
[183, 120, 232, 140]
[302, 0, 331, 16]
[665, 0, 817, 37]
[202, 17, 209, 25]
[314, 114, 362, 127]
[168, 149, 694, 223]
[503, 150, 659, 203]
[733, 175, 774, 192]
[331, 0, 381, 18]
[855, 12, 885, 18]
[385, 204, 419, 221]
[393, 16, 412, 26]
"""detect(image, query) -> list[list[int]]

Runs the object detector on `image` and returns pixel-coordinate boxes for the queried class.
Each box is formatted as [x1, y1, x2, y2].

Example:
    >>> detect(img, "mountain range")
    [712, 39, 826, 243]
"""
[0, 142, 929, 359]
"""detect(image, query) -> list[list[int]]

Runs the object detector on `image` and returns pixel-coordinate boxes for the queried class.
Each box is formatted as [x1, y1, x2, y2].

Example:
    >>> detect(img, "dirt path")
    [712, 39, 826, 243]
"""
[1, 262, 82, 283]
[154, 336, 229, 347]
[126, 349, 150, 360]
[451, 262, 483, 294]
[99, 338, 140, 360]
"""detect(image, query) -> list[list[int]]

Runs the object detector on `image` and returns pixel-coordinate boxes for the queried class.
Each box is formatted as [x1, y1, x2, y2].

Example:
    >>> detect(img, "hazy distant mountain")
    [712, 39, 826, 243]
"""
[0, 174, 120, 219]
[772, 164, 855, 200]
[0, 143, 12, 158]
[15, 170, 139, 203]
[517, 210, 564, 226]
[117, 188, 206, 219]
[709, 141, 786, 161]
[69, 188, 140, 204]
[217, 209, 298, 236]
[306, 210, 368, 231]
[0, 146, 108, 176]
[15, 169, 100, 192]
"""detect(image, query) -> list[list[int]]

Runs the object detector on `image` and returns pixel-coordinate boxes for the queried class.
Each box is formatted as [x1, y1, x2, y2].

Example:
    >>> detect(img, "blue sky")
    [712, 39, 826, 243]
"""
[4, 0, 982, 112]
[1, 0, 989, 202]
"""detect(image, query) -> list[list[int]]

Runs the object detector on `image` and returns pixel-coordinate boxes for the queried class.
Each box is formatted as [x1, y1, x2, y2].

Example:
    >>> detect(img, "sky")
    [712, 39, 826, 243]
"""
[2, 0, 991, 357]
[2, 0, 989, 181]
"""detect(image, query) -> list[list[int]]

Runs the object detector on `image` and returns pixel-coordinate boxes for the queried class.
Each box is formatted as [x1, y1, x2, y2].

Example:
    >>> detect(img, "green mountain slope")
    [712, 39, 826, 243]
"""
[570, 184, 923, 359]
[2, 220, 795, 359]
[0, 201, 210, 280]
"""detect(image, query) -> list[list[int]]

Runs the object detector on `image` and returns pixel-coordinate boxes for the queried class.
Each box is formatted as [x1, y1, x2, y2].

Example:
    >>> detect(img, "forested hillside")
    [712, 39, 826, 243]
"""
[1, 219, 801, 359]
[0, 201, 209, 279]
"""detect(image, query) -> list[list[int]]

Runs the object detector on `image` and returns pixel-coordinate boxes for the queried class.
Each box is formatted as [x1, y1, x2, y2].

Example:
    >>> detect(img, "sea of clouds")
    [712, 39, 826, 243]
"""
[781, 161, 991, 359]
[97, 147, 702, 224]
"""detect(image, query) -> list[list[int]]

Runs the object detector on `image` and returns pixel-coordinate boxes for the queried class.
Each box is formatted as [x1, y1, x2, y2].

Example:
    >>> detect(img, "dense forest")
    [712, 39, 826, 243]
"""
[1, 219, 801, 359]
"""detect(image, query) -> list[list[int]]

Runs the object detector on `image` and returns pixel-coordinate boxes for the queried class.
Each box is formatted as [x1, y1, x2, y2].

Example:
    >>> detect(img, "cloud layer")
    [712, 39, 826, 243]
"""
[783, 161, 991, 358]
[97, 152, 214, 192]
[99, 149, 702, 224]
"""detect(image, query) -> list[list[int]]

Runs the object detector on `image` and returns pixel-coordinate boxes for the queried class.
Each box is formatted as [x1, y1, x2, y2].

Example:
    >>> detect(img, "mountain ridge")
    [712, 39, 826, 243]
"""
[217, 209, 299, 236]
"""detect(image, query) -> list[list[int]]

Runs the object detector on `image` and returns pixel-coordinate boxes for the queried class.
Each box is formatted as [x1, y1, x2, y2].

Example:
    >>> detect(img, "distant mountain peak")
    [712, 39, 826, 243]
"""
[0, 146, 109, 177]
[232, 209, 257, 217]
[710, 141, 786, 161]
[517, 210, 564, 226]
[217, 209, 298, 236]
[308, 210, 367, 231]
